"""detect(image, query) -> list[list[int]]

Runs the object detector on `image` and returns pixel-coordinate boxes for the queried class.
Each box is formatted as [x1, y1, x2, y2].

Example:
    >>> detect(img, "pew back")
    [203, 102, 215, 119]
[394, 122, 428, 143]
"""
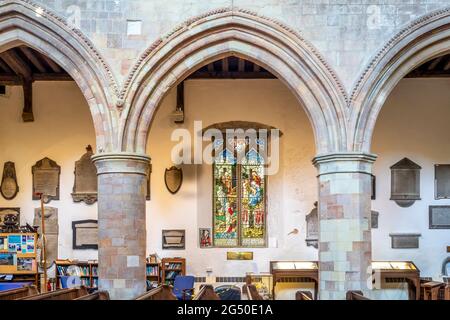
[135, 285, 177, 300]
[74, 291, 110, 300]
[0, 285, 39, 300]
[245, 284, 264, 300]
[346, 290, 370, 300]
[194, 285, 220, 300]
[18, 287, 89, 300]
[296, 291, 313, 300]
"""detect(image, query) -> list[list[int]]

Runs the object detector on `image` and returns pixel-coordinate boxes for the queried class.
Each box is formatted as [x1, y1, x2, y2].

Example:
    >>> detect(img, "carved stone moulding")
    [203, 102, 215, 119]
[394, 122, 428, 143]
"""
[0, 162, 19, 200]
[305, 202, 318, 249]
[72, 145, 98, 204]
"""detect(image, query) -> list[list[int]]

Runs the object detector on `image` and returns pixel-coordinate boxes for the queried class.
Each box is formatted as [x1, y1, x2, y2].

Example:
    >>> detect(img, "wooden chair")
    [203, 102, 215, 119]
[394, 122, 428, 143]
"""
[422, 281, 446, 300]
[194, 284, 220, 300]
[296, 290, 313, 300]
[18, 286, 89, 300]
[245, 284, 264, 300]
[134, 285, 177, 300]
[74, 290, 110, 300]
[0, 285, 39, 300]
[346, 290, 370, 300]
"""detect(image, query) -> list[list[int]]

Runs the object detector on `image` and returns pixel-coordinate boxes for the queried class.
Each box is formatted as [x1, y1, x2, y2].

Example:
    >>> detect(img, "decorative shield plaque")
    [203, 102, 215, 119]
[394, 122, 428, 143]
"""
[72, 220, 98, 250]
[32, 157, 61, 203]
[0, 162, 19, 200]
[164, 166, 183, 194]
[72, 145, 97, 204]
[0, 208, 20, 228]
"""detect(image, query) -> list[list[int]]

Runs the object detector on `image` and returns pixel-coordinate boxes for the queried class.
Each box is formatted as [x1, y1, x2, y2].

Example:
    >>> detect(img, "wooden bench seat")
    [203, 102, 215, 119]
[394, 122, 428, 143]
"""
[0, 285, 39, 300]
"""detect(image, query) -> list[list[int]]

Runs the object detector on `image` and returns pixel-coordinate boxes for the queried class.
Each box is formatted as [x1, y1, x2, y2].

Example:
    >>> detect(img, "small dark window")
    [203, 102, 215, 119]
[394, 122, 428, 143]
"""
[0, 85, 6, 95]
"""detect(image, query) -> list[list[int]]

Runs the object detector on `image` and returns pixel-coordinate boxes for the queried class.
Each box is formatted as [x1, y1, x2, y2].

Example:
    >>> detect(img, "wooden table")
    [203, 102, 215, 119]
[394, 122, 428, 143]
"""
[371, 261, 421, 300]
[270, 261, 318, 300]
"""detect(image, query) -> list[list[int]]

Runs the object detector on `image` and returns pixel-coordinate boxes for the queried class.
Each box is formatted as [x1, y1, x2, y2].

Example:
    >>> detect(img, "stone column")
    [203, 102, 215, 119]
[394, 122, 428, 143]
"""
[92, 153, 150, 300]
[313, 153, 376, 300]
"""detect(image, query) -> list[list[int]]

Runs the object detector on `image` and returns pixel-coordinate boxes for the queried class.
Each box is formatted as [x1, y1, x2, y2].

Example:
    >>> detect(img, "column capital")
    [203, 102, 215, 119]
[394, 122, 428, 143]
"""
[92, 152, 151, 176]
[312, 152, 377, 176]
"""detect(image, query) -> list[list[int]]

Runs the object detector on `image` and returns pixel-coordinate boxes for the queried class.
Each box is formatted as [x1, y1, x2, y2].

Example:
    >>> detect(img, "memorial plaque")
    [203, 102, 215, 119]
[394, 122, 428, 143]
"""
[435, 165, 450, 199]
[146, 164, 152, 201]
[72, 145, 97, 204]
[371, 211, 379, 229]
[32, 157, 60, 203]
[162, 229, 185, 249]
[33, 207, 58, 264]
[305, 202, 318, 249]
[429, 206, 450, 229]
[389, 233, 421, 249]
[164, 166, 182, 194]
[0, 208, 20, 228]
[72, 220, 98, 250]
[0, 162, 19, 200]
[371, 174, 376, 200]
[390, 158, 421, 207]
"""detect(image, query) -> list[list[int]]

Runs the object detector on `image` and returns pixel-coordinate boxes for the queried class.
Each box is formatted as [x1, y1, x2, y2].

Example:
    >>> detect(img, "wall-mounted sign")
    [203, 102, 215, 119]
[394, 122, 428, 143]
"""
[226, 252, 253, 260]
[32, 157, 61, 203]
[390, 158, 421, 207]
[389, 233, 421, 249]
[72, 145, 97, 204]
[72, 220, 98, 250]
[162, 229, 185, 249]
[429, 206, 450, 229]
[0, 162, 19, 200]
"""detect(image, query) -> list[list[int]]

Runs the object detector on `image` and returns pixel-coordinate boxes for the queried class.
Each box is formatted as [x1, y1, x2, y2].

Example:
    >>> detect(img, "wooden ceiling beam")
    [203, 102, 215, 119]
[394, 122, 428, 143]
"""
[0, 74, 22, 85]
[39, 52, 62, 73]
[33, 73, 73, 81]
[427, 56, 443, 71]
[238, 58, 245, 72]
[0, 50, 32, 80]
[19, 46, 47, 73]
[0, 57, 13, 73]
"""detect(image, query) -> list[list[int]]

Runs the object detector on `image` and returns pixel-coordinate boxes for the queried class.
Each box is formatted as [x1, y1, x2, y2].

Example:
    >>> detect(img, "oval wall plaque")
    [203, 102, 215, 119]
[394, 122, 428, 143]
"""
[0, 162, 19, 200]
[164, 166, 183, 194]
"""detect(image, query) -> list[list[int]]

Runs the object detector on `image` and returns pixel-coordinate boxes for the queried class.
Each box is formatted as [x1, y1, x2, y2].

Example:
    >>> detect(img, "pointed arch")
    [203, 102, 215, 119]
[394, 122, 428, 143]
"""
[120, 8, 348, 155]
[0, 0, 118, 151]
[349, 7, 450, 153]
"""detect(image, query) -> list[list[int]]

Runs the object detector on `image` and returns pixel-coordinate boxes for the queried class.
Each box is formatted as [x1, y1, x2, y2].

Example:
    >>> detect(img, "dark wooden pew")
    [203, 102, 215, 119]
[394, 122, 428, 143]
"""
[194, 284, 220, 300]
[346, 290, 370, 300]
[296, 290, 313, 300]
[0, 285, 39, 300]
[422, 281, 446, 300]
[74, 290, 110, 300]
[134, 285, 177, 300]
[18, 286, 89, 300]
[245, 284, 264, 300]
[445, 284, 450, 300]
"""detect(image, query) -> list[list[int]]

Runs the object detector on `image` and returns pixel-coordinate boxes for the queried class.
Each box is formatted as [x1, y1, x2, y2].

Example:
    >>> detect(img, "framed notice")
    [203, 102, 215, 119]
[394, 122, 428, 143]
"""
[32, 157, 61, 203]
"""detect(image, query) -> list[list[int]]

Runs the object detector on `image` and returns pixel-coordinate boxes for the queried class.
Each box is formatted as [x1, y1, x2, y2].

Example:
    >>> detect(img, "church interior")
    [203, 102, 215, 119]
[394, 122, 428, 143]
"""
[0, 1, 449, 302]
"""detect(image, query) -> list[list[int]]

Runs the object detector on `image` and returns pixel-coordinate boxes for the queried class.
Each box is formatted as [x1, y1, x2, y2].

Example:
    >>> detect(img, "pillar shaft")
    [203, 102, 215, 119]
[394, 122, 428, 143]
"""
[313, 153, 376, 300]
[93, 153, 150, 300]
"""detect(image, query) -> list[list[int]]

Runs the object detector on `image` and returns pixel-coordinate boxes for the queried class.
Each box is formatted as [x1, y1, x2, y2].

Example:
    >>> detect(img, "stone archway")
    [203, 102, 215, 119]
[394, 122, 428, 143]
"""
[349, 7, 450, 153]
[0, 0, 117, 152]
[119, 8, 348, 155]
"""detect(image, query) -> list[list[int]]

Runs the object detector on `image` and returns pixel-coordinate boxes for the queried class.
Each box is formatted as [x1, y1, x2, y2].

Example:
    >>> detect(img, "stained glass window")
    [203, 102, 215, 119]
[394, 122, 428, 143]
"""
[213, 142, 266, 247]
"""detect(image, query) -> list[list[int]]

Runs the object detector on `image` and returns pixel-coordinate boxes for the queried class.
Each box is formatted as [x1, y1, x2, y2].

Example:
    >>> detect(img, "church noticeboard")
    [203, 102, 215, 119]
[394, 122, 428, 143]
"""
[72, 220, 98, 250]
[1, 162, 19, 200]
[32, 157, 60, 203]
[72, 145, 97, 204]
